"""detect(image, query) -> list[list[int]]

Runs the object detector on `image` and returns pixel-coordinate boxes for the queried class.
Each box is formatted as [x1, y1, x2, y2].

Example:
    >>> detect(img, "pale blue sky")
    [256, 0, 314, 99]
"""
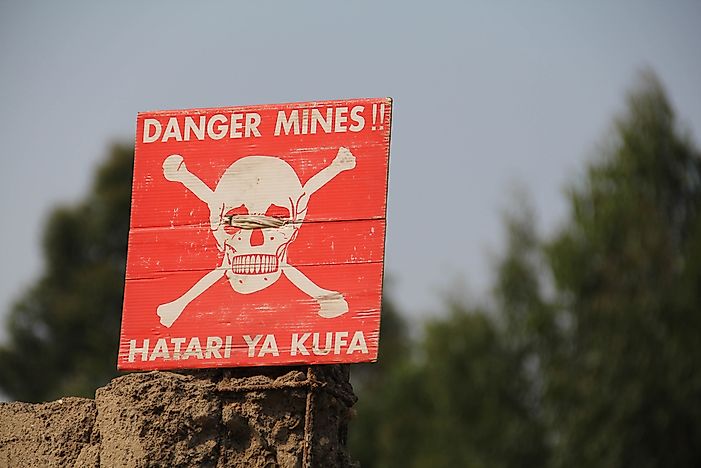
[1, 1, 700, 335]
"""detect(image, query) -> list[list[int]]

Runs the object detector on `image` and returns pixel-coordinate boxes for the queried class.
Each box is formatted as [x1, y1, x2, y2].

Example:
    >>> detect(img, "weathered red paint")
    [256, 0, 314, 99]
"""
[118, 98, 391, 370]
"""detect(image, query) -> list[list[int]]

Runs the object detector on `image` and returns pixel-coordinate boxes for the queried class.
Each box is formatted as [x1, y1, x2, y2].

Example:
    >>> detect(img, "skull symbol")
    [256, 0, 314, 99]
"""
[214, 156, 305, 294]
[157, 147, 356, 327]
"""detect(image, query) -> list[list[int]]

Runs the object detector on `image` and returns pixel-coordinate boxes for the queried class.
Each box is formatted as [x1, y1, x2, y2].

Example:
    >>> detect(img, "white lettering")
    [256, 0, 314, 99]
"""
[224, 335, 232, 358]
[291, 333, 311, 356]
[171, 337, 186, 360]
[347, 331, 368, 354]
[149, 338, 170, 361]
[312, 332, 333, 355]
[161, 117, 183, 142]
[182, 337, 204, 360]
[301, 109, 309, 135]
[245, 112, 261, 137]
[274, 110, 300, 136]
[230, 113, 244, 138]
[128, 339, 149, 362]
[207, 114, 228, 140]
[184, 116, 206, 141]
[244, 334, 263, 357]
[334, 331, 349, 355]
[349, 106, 365, 132]
[143, 119, 162, 143]
[311, 108, 332, 134]
[205, 336, 223, 359]
[126, 336, 237, 362]
[334, 107, 348, 133]
[259, 334, 279, 356]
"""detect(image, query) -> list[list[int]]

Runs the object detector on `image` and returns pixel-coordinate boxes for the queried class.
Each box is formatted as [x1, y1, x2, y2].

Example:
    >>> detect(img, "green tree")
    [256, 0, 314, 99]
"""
[416, 305, 547, 468]
[350, 299, 548, 468]
[539, 72, 701, 467]
[0, 144, 133, 402]
[350, 70, 701, 468]
[349, 295, 413, 467]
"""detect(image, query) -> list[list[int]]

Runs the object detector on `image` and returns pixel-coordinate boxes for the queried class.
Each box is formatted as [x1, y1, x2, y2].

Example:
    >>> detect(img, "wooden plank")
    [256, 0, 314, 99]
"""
[126, 219, 386, 277]
[118, 98, 392, 370]
[119, 262, 383, 370]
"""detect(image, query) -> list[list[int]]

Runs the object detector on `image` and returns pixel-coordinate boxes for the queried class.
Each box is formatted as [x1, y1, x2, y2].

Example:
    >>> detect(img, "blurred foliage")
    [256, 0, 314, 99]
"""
[540, 71, 701, 467]
[0, 144, 133, 402]
[350, 71, 701, 467]
[351, 304, 548, 468]
[1, 71, 699, 467]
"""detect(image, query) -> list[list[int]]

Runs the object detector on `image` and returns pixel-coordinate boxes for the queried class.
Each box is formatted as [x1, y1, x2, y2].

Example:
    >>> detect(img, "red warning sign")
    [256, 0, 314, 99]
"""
[118, 98, 392, 370]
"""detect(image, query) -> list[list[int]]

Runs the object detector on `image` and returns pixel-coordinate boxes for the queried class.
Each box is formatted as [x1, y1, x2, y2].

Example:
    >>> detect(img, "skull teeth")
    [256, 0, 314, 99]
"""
[231, 254, 278, 275]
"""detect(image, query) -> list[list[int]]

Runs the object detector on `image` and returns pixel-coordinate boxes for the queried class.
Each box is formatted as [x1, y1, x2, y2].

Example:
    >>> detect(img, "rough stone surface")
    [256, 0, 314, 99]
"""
[0, 366, 356, 467]
[0, 397, 98, 467]
[95, 371, 221, 467]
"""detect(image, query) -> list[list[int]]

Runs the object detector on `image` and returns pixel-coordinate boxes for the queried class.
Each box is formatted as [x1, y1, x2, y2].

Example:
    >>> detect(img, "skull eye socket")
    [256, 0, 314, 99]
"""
[265, 204, 291, 219]
[223, 205, 248, 233]
[226, 205, 249, 218]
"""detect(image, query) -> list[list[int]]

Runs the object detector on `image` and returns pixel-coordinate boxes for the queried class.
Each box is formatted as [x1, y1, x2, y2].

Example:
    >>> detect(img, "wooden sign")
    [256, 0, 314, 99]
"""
[118, 98, 392, 370]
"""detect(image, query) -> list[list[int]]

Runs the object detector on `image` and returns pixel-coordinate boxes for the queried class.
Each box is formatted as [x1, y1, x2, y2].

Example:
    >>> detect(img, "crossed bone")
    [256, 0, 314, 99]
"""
[156, 148, 356, 327]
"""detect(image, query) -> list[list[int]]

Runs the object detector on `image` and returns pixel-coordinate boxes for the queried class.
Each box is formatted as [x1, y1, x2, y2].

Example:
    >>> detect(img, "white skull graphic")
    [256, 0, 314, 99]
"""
[157, 147, 356, 327]
[212, 156, 305, 294]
